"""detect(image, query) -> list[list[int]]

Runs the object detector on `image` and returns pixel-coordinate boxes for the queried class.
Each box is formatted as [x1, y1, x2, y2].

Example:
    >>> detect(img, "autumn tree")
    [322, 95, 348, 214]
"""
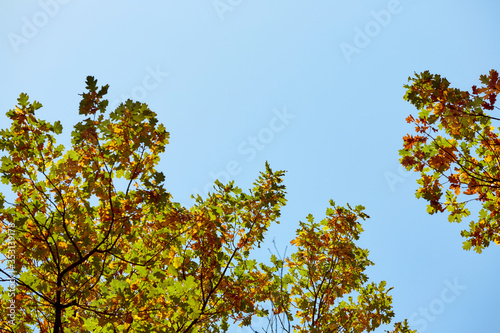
[400, 69, 500, 253]
[0, 77, 415, 332]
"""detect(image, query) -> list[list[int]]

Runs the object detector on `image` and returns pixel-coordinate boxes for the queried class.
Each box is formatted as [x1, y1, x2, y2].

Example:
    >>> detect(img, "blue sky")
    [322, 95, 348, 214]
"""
[1, 0, 500, 332]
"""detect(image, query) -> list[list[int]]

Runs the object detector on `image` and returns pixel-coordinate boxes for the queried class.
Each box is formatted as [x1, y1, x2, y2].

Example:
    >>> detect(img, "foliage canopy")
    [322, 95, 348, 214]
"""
[0, 77, 414, 332]
[400, 69, 500, 253]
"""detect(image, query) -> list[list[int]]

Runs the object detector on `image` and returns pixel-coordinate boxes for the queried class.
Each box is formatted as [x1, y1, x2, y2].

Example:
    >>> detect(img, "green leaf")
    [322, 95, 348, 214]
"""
[53, 121, 63, 134]
[31, 100, 43, 111]
[85, 76, 98, 92]
[68, 150, 79, 161]
[17, 93, 29, 107]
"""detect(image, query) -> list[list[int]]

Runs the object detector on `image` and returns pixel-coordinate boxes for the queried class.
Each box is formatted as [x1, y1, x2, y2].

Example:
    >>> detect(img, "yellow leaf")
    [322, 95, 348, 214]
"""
[173, 257, 182, 269]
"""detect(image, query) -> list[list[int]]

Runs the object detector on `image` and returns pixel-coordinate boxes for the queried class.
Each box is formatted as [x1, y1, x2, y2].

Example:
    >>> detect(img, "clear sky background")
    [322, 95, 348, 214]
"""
[1, 1, 500, 332]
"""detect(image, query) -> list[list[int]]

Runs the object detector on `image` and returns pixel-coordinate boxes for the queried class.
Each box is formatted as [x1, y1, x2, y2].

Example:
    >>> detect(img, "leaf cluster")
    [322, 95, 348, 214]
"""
[0, 77, 415, 333]
[400, 69, 500, 252]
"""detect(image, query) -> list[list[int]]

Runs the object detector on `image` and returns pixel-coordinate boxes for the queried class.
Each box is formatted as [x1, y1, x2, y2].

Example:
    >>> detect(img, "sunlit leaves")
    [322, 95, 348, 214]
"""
[0, 80, 177, 332]
[256, 201, 415, 333]
[400, 69, 500, 252]
[0, 78, 415, 333]
[285, 202, 388, 331]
